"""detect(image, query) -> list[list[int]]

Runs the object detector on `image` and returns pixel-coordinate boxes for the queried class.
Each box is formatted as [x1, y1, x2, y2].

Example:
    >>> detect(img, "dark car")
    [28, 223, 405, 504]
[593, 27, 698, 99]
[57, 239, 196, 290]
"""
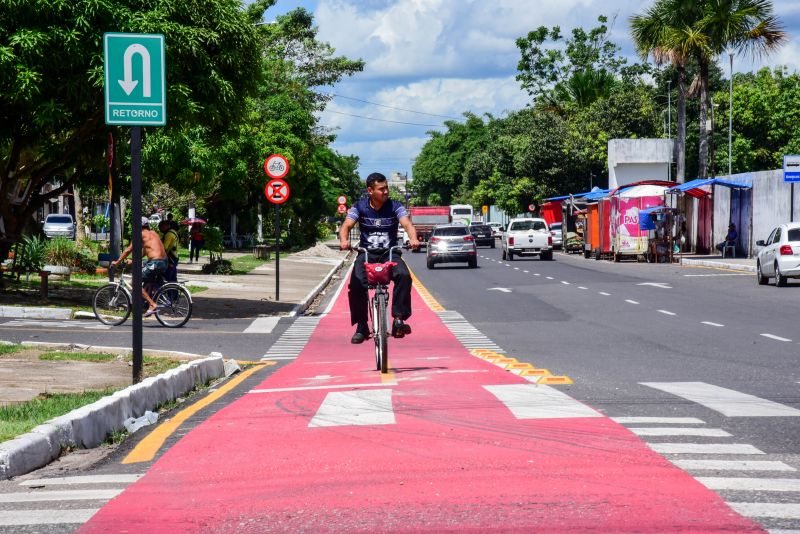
[469, 224, 495, 248]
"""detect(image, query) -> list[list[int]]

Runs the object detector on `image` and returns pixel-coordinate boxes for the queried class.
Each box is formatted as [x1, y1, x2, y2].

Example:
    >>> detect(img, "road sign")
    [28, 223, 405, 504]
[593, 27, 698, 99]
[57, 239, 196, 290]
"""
[104, 33, 166, 126]
[482, 205, 488, 215]
[528, 203, 536, 212]
[264, 154, 290, 179]
[784, 155, 800, 182]
[337, 195, 347, 205]
[265, 179, 290, 204]
[337, 204, 347, 214]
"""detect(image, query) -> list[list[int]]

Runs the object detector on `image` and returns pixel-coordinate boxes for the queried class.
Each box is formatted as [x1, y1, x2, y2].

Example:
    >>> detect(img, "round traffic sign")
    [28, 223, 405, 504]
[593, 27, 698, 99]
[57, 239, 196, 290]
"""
[337, 195, 347, 205]
[265, 179, 291, 204]
[337, 204, 348, 214]
[264, 154, 289, 179]
[528, 203, 536, 212]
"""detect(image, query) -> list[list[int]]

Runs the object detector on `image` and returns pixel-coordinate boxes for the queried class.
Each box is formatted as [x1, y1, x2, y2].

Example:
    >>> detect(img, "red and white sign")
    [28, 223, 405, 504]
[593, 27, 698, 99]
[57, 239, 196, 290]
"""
[265, 179, 290, 205]
[337, 204, 347, 214]
[263, 154, 289, 179]
[337, 195, 347, 205]
[528, 203, 536, 212]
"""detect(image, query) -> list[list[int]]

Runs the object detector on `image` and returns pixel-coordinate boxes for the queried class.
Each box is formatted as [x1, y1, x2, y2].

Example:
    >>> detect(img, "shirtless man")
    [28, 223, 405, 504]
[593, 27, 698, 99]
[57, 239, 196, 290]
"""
[112, 217, 168, 316]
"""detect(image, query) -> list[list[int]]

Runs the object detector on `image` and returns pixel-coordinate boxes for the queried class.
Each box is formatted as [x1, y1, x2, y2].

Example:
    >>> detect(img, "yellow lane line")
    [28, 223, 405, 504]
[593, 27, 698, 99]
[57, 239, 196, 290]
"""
[407, 266, 445, 312]
[122, 363, 268, 464]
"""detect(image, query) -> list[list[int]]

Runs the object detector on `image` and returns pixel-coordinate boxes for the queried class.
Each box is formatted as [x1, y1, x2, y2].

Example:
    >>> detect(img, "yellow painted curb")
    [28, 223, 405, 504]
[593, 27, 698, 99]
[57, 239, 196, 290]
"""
[538, 375, 573, 385]
[520, 368, 552, 377]
[507, 362, 533, 370]
[494, 357, 518, 366]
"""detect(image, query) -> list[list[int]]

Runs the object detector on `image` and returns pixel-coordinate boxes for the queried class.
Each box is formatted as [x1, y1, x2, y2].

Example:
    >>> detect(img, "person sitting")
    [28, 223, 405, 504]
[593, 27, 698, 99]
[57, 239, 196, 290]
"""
[715, 223, 737, 255]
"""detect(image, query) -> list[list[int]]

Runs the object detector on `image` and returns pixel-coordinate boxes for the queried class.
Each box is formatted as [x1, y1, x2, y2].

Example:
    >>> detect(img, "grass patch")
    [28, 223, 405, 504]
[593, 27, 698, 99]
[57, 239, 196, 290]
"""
[185, 285, 207, 294]
[0, 388, 117, 442]
[229, 255, 268, 275]
[39, 351, 117, 362]
[0, 344, 22, 356]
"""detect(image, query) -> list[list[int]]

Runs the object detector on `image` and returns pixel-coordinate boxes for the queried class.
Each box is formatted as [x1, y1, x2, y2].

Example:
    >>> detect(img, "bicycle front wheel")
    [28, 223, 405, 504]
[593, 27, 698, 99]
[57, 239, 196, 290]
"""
[154, 284, 192, 328]
[376, 293, 389, 373]
[93, 284, 131, 326]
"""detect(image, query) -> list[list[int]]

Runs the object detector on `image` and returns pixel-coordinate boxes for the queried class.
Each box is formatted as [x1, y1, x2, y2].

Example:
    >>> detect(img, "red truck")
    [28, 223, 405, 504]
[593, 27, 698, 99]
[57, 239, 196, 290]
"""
[409, 206, 451, 250]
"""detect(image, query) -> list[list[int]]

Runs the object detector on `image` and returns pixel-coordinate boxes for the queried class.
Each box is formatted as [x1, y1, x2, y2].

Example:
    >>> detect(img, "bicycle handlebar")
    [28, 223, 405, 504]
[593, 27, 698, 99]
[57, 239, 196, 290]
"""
[355, 246, 403, 263]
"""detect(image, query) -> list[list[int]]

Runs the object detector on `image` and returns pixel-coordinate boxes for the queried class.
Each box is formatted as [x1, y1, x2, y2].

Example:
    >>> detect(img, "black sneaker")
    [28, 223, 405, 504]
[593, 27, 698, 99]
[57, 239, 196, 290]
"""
[351, 323, 370, 344]
[391, 319, 412, 338]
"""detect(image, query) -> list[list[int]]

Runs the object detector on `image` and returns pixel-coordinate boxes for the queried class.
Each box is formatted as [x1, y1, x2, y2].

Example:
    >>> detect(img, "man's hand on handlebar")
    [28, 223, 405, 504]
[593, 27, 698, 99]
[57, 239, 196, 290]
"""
[340, 240, 351, 251]
[408, 238, 420, 250]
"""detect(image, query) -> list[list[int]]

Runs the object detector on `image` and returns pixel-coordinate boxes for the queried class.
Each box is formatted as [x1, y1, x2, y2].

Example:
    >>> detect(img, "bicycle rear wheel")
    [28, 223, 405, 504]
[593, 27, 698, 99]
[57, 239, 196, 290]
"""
[371, 296, 381, 370]
[376, 292, 388, 373]
[154, 283, 192, 328]
[93, 284, 131, 326]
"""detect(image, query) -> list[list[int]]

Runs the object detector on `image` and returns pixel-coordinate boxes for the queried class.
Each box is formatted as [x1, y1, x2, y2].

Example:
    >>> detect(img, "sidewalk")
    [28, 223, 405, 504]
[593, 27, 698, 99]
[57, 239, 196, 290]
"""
[679, 254, 756, 272]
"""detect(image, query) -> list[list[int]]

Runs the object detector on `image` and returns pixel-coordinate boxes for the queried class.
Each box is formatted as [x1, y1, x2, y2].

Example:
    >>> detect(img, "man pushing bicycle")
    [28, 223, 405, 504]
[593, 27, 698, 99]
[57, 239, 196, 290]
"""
[339, 172, 420, 344]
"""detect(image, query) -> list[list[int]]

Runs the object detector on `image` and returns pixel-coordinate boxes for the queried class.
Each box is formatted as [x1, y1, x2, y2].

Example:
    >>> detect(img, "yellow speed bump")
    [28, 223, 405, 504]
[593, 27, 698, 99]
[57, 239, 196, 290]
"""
[520, 368, 552, 377]
[538, 375, 574, 385]
[507, 362, 533, 370]
[493, 357, 518, 367]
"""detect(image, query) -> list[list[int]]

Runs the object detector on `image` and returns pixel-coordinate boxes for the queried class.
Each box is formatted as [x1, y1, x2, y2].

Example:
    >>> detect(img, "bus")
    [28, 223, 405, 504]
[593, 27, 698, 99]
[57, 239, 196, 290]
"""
[450, 204, 474, 225]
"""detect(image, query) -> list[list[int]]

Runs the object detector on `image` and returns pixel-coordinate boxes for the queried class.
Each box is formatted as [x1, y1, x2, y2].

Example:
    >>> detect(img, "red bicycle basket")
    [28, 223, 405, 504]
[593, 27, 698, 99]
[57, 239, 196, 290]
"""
[365, 261, 396, 285]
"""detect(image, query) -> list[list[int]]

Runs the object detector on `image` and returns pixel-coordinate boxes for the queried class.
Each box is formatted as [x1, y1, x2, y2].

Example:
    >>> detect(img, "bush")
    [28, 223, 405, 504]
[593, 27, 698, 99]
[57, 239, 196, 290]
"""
[202, 258, 233, 274]
[18, 235, 47, 272]
[74, 249, 98, 273]
[203, 226, 224, 260]
[45, 237, 77, 267]
[92, 214, 110, 231]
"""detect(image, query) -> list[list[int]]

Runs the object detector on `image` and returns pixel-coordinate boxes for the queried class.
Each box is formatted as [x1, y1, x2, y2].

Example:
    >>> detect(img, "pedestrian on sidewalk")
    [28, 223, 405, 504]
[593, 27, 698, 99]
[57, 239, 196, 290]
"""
[189, 222, 204, 263]
[339, 172, 420, 344]
[158, 219, 179, 282]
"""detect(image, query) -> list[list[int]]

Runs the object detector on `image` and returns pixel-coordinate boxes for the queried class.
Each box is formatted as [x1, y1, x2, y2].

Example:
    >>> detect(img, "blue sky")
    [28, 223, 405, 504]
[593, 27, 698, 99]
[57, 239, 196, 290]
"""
[262, 1, 800, 181]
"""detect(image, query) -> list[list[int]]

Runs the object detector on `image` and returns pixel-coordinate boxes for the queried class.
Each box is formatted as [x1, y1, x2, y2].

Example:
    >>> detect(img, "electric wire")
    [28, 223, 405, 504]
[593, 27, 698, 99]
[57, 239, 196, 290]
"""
[324, 93, 462, 120]
[324, 109, 446, 127]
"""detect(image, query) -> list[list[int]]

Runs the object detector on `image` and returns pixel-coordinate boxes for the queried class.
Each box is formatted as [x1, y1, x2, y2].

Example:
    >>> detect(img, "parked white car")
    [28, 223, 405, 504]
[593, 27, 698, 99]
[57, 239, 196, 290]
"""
[501, 218, 553, 261]
[756, 222, 800, 286]
[486, 222, 504, 238]
[42, 214, 75, 239]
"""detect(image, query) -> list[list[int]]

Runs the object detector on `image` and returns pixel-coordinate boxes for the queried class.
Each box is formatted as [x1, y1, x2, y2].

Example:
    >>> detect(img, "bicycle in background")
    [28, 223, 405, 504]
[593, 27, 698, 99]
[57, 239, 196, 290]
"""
[357, 246, 402, 374]
[92, 266, 193, 328]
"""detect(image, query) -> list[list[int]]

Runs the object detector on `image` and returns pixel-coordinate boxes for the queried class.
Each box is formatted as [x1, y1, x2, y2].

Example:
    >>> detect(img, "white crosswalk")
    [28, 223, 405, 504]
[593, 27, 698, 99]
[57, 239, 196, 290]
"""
[641, 382, 800, 417]
[0, 474, 140, 528]
[436, 310, 505, 353]
[260, 316, 321, 360]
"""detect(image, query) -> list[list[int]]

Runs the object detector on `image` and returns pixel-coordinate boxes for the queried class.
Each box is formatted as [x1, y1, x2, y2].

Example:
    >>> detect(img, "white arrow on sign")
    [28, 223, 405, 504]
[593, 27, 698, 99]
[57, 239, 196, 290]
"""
[487, 287, 512, 293]
[118, 44, 151, 97]
[637, 282, 672, 289]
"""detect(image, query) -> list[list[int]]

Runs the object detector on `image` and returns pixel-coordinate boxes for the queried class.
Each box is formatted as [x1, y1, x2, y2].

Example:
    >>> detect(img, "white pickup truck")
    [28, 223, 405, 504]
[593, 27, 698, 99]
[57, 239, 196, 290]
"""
[501, 218, 553, 261]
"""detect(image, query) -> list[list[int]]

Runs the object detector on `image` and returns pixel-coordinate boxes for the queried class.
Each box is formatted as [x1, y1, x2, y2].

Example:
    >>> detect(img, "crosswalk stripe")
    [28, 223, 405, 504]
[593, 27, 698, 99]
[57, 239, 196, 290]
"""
[612, 417, 705, 424]
[484, 384, 602, 419]
[0, 509, 98, 526]
[728, 502, 800, 519]
[0, 489, 122, 503]
[19, 474, 141, 486]
[309, 389, 395, 427]
[696, 477, 800, 492]
[672, 460, 795, 472]
[628, 427, 731, 437]
[648, 443, 765, 455]
[641, 382, 800, 417]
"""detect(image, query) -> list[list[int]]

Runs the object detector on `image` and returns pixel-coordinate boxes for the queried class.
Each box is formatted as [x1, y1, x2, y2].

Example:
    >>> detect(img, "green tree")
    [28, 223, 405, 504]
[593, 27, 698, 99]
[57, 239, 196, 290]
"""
[0, 0, 265, 257]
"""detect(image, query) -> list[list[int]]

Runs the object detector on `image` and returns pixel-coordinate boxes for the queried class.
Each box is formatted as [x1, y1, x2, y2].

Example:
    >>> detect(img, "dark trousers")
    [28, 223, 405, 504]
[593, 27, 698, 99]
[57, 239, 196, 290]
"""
[190, 239, 203, 261]
[349, 251, 412, 326]
[165, 256, 178, 282]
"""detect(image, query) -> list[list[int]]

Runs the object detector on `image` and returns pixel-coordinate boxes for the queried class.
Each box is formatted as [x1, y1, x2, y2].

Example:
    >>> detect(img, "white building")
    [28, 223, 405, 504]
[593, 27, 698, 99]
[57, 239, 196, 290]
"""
[389, 171, 408, 193]
[608, 139, 675, 188]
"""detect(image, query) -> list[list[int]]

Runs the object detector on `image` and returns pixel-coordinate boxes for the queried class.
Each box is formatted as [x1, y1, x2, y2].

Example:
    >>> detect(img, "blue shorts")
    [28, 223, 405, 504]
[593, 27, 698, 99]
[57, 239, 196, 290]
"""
[142, 259, 167, 283]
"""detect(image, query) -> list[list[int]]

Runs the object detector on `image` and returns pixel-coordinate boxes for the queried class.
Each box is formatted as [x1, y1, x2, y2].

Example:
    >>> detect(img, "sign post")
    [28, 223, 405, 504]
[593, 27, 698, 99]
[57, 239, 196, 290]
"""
[104, 33, 166, 384]
[264, 155, 290, 301]
[784, 155, 800, 222]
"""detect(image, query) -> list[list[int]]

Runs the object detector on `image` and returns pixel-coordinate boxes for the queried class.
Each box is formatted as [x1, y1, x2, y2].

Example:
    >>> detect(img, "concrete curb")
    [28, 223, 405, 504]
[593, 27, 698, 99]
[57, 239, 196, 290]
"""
[681, 259, 756, 272]
[0, 354, 225, 480]
[0, 306, 71, 320]
[289, 257, 346, 317]
[16, 341, 212, 361]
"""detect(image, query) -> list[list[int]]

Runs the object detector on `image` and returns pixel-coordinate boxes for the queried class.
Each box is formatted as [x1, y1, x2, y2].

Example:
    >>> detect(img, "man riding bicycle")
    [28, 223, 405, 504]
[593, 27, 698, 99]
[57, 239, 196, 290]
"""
[339, 172, 420, 344]
[112, 217, 168, 317]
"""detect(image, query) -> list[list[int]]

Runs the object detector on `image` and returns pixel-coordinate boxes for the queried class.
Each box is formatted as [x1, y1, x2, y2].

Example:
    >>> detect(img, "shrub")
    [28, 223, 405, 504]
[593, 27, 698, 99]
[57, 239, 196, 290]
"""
[75, 249, 98, 273]
[203, 226, 224, 260]
[45, 237, 77, 267]
[202, 258, 233, 274]
[92, 214, 110, 231]
[18, 235, 47, 272]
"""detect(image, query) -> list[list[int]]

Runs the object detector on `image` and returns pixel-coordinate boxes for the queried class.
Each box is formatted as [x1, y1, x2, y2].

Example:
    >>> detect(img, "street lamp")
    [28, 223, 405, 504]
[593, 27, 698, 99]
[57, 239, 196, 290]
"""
[728, 50, 733, 177]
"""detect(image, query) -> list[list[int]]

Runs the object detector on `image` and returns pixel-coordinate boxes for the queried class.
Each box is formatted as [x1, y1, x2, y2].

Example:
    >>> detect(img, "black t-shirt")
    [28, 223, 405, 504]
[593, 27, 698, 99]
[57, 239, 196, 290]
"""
[346, 198, 408, 250]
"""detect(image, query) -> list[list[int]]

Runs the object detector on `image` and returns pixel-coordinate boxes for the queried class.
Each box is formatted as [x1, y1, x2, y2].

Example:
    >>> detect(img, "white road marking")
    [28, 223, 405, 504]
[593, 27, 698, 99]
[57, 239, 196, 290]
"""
[697, 477, 800, 492]
[625, 299, 639, 304]
[309, 389, 395, 427]
[487, 287, 512, 293]
[578, 286, 588, 290]
[0, 489, 122, 503]
[701, 321, 725, 327]
[250, 382, 397, 394]
[761, 333, 792, 342]
[546, 276, 554, 280]
[672, 460, 795, 472]
[628, 427, 731, 437]
[514, 267, 520, 270]
[19, 474, 141, 486]
[641, 382, 800, 417]
[599, 291, 610, 296]
[260, 356, 297, 361]
[637, 282, 672, 289]
[648, 443, 765, 455]
[534, 273, 541, 276]
[684, 273, 752, 277]
[657, 310, 677, 316]
[728, 503, 800, 519]
[0, 509, 98, 526]
[612, 417, 704, 424]
[484, 384, 602, 419]
[243, 316, 280, 334]
[560, 281, 570, 285]
[523, 270, 529, 273]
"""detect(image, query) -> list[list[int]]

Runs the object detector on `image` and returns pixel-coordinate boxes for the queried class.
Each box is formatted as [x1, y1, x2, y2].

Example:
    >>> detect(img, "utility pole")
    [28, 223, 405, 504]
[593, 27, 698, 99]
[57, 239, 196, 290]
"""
[729, 51, 733, 177]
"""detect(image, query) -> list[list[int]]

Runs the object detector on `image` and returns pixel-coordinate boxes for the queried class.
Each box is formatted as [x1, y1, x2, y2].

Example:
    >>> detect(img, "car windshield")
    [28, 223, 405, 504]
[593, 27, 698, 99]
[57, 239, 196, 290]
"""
[550, 223, 562, 230]
[434, 226, 468, 237]
[788, 229, 800, 242]
[46, 216, 72, 224]
[470, 226, 491, 233]
[452, 209, 471, 215]
[509, 220, 546, 232]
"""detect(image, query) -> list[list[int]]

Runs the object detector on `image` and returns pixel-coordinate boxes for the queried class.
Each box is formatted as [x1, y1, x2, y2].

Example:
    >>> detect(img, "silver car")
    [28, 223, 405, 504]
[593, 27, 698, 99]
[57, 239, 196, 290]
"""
[549, 222, 563, 249]
[426, 224, 477, 269]
[42, 214, 75, 239]
[756, 222, 800, 286]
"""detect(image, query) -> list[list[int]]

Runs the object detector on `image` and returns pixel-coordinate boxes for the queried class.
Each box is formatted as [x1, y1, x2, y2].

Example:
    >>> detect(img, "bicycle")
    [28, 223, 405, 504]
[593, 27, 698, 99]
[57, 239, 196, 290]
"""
[92, 266, 193, 328]
[357, 246, 402, 374]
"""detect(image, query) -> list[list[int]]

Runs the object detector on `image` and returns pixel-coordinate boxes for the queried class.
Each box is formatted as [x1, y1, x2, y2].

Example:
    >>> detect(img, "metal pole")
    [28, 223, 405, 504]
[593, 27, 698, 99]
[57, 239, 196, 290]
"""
[729, 52, 733, 177]
[667, 80, 671, 138]
[275, 203, 280, 301]
[792, 183, 795, 223]
[130, 126, 143, 384]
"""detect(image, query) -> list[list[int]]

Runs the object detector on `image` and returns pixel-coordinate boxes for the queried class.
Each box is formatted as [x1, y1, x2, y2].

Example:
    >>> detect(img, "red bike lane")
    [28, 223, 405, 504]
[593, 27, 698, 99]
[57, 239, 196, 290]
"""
[80, 282, 762, 532]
